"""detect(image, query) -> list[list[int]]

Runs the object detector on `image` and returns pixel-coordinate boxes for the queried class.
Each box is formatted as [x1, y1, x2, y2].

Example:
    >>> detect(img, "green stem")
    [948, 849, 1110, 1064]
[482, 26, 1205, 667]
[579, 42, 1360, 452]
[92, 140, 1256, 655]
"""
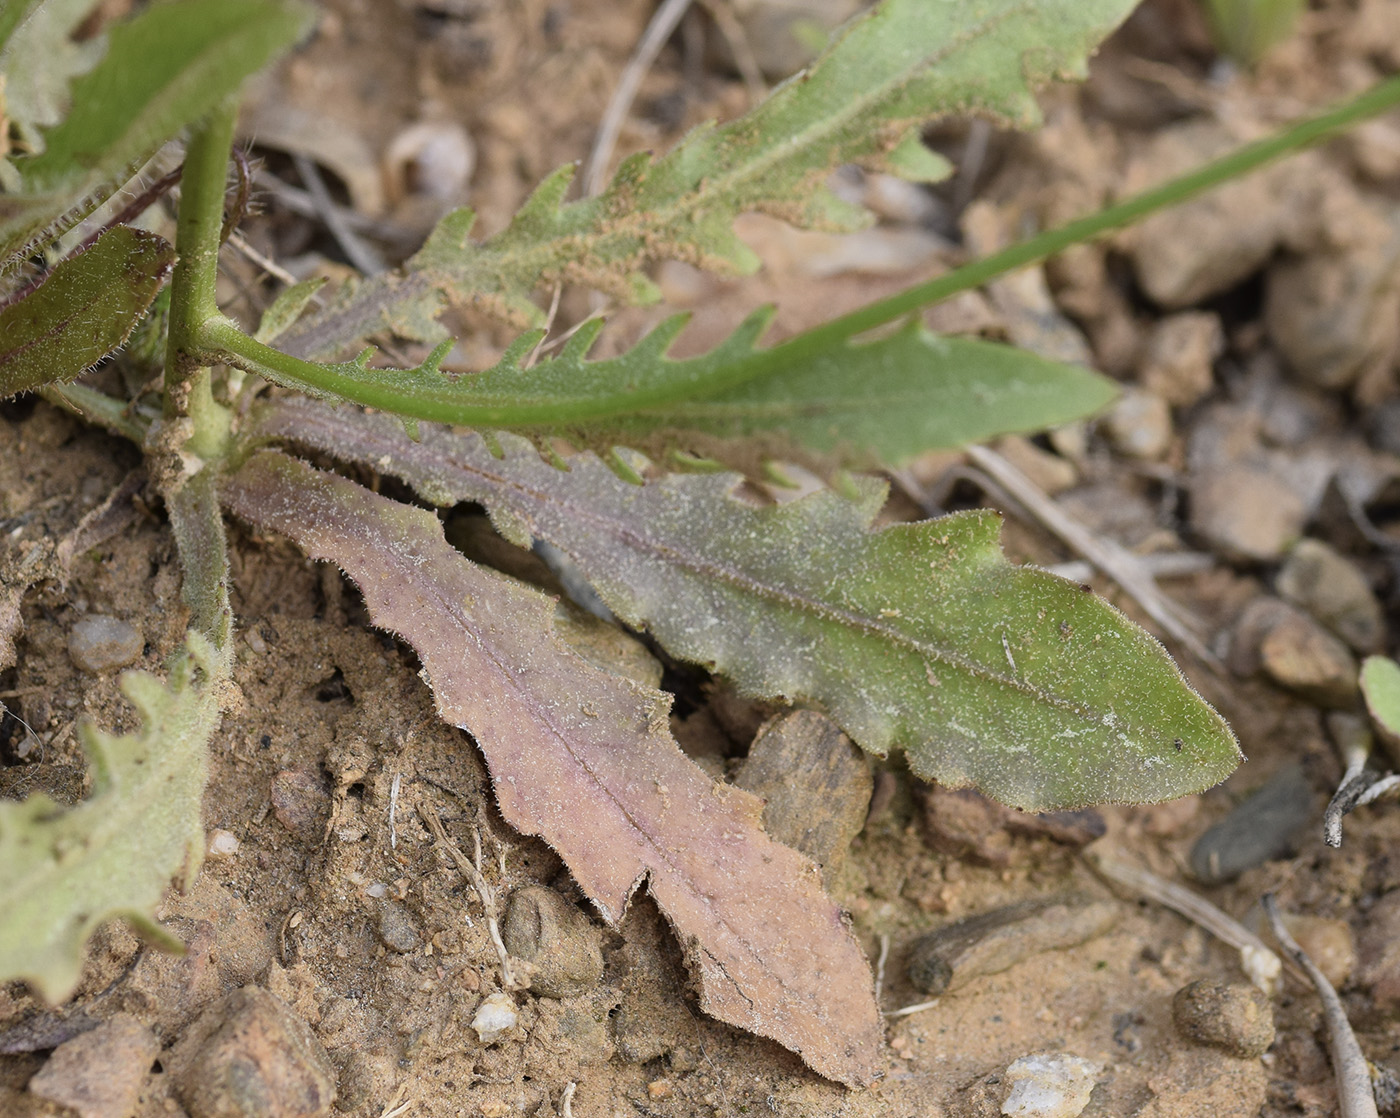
[168, 465, 234, 660]
[775, 72, 1400, 361]
[165, 98, 237, 454]
[161, 105, 237, 659]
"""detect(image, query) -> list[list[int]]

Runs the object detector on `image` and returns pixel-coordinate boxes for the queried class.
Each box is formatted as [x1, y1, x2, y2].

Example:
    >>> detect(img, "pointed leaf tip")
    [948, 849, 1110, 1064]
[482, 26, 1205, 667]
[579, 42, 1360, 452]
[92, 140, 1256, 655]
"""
[255, 402, 1241, 812]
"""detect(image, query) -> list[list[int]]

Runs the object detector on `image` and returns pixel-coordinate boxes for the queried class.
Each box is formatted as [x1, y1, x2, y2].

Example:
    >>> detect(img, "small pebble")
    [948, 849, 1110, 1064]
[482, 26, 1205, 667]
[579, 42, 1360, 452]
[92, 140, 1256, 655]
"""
[1172, 979, 1275, 1058]
[375, 900, 421, 955]
[733, 710, 872, 884]
[1000, 1052, 1101, 1118]
[206, 829, 241, 859]
[1189, 764, 1312, 884]
[1275, 538, 1383, 653]
[1258, 611, 1359, 708]
[471, 992, 519, 1045]
[1130, 122, 1310, 307]
[68, 615, 143, 673]
[1265, 209, 1400, 392]
[1138, 311, 1223, 407]
[1190, 464, 1307, 562]
[27, 1013, 159, 1118]
[1137, 1047, 1268, 1116]
[270, 768, 330, 843]
[1226, 595, 1299, 678]
[169, 986, 337, 1118]
[907, 894, 1119, 995]
[382, 119, 474, 204]
[1103, 389, 1173, 460]
[500, 886, 603, 999]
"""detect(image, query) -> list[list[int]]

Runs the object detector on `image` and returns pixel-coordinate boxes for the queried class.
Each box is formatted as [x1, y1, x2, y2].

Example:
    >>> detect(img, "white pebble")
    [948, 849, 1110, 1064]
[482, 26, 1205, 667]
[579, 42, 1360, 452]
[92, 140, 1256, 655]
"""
[206, 829, 240, 859]
[471, 992, 518, 1045]
[1001, 1052, 1102, 1118]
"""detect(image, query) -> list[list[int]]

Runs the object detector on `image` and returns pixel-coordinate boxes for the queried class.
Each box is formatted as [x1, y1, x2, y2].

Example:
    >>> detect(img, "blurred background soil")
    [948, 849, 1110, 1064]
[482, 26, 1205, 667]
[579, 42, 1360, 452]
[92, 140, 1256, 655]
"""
[2, 0, 1400, 1115]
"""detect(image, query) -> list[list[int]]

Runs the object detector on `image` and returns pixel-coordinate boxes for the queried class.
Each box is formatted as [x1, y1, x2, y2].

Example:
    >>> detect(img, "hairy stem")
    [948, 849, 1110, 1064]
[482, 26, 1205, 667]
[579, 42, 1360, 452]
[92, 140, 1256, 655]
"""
[165, 98, 237, 457]
[168, 465, 233, 662]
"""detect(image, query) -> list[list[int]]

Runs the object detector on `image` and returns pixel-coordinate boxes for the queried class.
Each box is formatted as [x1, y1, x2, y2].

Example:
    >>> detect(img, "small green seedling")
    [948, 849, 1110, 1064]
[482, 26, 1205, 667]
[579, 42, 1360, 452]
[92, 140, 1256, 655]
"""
[2, 0, 1397, 1083]
[1201, 0, 1306, 66]
[1325, 655, 1400, 847]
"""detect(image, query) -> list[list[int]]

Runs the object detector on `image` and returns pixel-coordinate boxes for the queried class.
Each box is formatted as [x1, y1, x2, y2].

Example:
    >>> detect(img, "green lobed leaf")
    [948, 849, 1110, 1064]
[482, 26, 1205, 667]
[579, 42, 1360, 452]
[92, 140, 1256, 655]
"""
[594, 322, 1120, 463]
[1360, 655, 1400, 739]
[0, 635, 217, 1002]
[0, 0, 314, 272]
[207, 313, 1116, 461]
[0, 0, 105, 144]
[275, 0, 1139, 358]
[252, 400, 1242, 811]
[0, 225, 174, 399]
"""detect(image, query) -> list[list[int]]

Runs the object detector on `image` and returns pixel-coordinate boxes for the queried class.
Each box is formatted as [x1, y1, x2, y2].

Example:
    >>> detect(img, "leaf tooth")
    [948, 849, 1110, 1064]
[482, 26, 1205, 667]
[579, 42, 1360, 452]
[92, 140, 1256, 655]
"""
[869, 128, 952, 182]
[718, 305, 776, 356]
[628, 313, 691, 361]
[414, 206, 477, 257]
[606, 447, 650, 486]
[513, 164, 578, 227]
[555, 316, 607, 363]
[497, 328, 547, 371]
[417, 338, 454, 379]
[608, 150, 655, 193]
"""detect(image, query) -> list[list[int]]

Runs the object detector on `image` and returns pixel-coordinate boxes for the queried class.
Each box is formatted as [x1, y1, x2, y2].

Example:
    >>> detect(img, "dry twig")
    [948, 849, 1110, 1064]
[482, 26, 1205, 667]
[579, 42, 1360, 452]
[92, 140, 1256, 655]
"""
[1083, 844, 1296, 990]
[1264, 894, 1379, 1118]
[418, 803, 521, 988]
[583, 0, 696, 198]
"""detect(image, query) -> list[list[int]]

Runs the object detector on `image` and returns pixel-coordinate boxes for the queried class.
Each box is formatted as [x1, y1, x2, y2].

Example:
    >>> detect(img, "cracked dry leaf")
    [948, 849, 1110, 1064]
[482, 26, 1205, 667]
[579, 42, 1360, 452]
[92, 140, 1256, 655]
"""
[221, 449, 883, 1086]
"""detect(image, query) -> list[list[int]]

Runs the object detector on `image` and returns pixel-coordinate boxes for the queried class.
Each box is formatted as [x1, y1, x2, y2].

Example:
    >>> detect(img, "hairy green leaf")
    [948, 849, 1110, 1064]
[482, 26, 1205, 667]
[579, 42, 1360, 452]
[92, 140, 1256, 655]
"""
[208, 311, 1114, 461]
[253, 401, 1242, 811]
[0, 0, 313, 272]
[222, 449, 883, 1085]
[275, 0, 1139, 358]
[0, 635, 217, 1002]
[0, 225, 174, 399]
[0, 0, 105, 146]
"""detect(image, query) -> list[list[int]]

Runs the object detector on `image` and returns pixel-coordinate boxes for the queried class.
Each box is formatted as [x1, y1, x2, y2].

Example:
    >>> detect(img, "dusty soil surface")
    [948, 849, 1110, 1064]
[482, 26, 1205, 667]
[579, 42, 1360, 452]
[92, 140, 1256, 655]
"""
[3, 1, 1400, 1116]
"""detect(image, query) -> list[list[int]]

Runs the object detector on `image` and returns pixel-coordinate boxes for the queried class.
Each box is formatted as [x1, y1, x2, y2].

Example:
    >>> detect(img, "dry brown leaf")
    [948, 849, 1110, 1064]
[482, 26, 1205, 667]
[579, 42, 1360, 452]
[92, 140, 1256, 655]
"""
[221, 449, 883, 1085]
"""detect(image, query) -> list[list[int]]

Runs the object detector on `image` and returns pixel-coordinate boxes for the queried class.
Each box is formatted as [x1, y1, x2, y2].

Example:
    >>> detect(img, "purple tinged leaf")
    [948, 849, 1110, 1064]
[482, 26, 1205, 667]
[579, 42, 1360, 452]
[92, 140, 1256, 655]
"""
[221, 450, 884, 1086]
[250, 400, 1241, 812]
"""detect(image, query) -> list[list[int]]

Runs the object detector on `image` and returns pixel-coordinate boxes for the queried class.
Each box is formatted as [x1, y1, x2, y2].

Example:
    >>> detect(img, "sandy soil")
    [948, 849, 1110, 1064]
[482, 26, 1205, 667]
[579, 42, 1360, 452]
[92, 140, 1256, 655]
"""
[3, 1, 1400, 1115]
